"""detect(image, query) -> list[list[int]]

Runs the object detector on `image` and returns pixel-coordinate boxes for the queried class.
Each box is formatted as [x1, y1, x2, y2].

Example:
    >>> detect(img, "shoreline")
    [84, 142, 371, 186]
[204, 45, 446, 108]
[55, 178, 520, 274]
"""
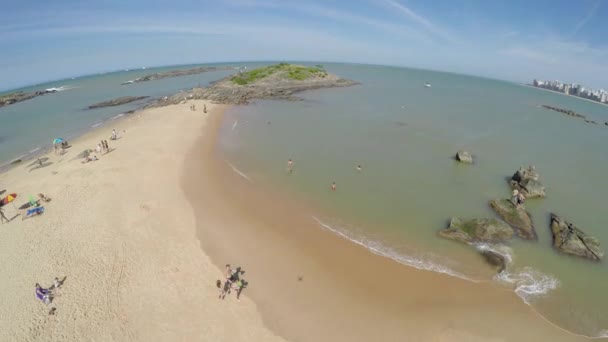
[183, 105, 589, 341]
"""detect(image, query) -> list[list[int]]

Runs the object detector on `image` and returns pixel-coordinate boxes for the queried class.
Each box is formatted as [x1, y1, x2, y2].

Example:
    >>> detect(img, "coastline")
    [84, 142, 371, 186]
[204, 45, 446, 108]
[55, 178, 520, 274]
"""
[0, 100, 284, 341]
[183, 106, 589, 341]
[523, 84, 608, 108]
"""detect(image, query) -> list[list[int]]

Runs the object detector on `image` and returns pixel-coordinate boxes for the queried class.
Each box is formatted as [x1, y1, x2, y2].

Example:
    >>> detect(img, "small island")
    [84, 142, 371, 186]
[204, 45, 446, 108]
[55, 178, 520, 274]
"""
[150, 63, 358, 106]
[122, 66, 235, 85]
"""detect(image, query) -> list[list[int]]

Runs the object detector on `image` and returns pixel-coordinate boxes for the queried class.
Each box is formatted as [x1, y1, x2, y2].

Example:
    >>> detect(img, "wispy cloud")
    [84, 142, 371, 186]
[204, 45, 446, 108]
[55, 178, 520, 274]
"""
[571, 0, 601, 36]
[377, 0, 457, 44]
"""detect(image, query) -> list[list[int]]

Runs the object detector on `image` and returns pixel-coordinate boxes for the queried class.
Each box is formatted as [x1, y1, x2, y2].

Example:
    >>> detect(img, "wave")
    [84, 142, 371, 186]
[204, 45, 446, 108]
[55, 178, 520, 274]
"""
[474, 243, 559, 305]
[110, 114, 125, 120]
[91, 123, 103, 128]
[45, 85, 79, 92]
[225, 161, 252, 182]
[311, 216, 474, 282]
[232, 120, 238, 131]
[29, 147, 41, 153]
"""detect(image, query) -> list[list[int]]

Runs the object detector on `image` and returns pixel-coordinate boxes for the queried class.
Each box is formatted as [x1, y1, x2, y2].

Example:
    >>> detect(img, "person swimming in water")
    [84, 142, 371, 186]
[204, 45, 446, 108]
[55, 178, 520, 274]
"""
[356, 165, 362, 172]
[287, 159, 294, 173]
[331, 182, 337, 191]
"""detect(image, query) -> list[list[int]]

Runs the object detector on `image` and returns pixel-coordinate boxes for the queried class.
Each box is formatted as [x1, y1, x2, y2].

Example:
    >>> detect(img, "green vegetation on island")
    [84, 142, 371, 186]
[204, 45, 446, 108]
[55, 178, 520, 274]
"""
[231, 63, 328, 85]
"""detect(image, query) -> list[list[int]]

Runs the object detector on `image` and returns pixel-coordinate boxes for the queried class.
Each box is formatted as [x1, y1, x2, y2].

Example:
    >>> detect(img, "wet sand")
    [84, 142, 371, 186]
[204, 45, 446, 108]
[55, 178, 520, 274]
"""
[183, 108, 588, 342]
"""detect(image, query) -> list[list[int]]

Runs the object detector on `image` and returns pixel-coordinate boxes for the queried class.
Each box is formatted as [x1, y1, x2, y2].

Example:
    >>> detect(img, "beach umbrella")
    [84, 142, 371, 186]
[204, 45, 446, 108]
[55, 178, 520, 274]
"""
[52, 138, 64, 145]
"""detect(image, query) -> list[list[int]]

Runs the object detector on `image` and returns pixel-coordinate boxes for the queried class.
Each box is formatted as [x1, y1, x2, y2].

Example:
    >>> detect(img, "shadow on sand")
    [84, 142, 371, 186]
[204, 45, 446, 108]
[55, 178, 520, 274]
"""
[29, 162, 54, 172]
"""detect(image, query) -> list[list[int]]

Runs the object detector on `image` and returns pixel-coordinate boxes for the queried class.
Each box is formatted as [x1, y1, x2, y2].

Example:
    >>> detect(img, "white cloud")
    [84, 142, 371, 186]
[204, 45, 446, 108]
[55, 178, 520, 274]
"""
[377, 0, 457, 44]
[571, 0, 601, 36]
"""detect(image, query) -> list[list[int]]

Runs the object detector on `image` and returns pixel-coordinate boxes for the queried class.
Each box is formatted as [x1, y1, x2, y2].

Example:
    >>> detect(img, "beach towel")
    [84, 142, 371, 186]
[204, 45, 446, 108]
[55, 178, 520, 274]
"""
[26, 206, 44, 216]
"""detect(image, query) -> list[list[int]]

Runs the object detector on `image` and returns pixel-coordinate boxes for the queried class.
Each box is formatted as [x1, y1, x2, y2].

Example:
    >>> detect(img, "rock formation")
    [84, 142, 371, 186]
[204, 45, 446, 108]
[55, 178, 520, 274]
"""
[455, 150, 473, 164]
[489, 199, 536, 240]
[122, 66, 235, 85]
[509, 165, 546, 198]
[550, 214, 603, 261]
[88, 96, 149, 109]
[438, 217, 513, 244]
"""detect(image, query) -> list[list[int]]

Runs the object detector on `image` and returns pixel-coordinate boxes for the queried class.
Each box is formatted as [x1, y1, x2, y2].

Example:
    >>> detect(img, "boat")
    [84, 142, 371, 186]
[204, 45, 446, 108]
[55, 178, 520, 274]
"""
[424, 82, 432, 88]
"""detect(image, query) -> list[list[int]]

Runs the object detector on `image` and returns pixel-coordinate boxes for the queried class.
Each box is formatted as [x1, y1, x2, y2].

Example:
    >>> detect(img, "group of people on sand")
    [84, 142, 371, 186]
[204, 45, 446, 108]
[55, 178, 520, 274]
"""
[217, 264, 245, 300]
[188, 103, 207, 113]
[286, 159, 363, 191]
[96, 140, 111, 154]
[83, 130, 118, 163]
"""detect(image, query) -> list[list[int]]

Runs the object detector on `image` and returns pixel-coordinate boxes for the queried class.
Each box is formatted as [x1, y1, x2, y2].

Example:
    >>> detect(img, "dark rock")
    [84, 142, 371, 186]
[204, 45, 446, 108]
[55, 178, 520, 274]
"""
[489, 199, 536, 240]
[509, 165, 546, 198]
[550, 214, 603, 261]
[455, 150, 473, 164]
[480, 250, 507, 273]
[438, 217, 514, 244]
[88, 96, 149, 109]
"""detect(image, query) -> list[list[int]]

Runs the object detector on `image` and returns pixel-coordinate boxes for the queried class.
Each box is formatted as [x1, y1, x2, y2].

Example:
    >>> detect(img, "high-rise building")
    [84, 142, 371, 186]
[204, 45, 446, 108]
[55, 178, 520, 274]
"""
[601, 93, 608, 103]
[564, 84, 571, 94]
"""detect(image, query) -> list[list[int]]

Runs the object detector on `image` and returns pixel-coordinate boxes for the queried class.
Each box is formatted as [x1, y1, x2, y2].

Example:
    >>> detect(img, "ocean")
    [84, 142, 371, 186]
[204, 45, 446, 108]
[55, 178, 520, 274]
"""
[2, 62, 607, 338]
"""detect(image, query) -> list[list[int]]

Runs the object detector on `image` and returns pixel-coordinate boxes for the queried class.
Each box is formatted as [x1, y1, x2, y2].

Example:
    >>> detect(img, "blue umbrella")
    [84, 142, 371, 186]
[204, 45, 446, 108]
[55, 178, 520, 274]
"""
[53, 138, 64, 145]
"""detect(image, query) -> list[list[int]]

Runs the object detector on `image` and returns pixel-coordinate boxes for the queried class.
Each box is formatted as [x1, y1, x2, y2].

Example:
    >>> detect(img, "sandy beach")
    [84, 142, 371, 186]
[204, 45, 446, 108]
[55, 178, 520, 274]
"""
[0, 98, 590, 341]
[0, 101, 283, 341]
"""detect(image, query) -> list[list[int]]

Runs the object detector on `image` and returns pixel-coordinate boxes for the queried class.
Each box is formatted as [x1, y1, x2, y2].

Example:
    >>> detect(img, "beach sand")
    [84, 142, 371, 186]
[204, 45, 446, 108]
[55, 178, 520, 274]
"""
[0, 101, 283, 341]
[0, 99, 588, 341]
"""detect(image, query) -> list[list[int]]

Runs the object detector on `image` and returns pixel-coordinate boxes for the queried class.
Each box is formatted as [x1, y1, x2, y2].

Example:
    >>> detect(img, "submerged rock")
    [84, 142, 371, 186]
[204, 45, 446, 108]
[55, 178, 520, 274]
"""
[489, 199, 536, 240]
[455, 150, 473, 164]
[480, 250, 507, 273]
[88, 96, 149, 109]
[550, 214, 603, 261]
[509, 165, 546, 198]
[439, 217, 513, 244]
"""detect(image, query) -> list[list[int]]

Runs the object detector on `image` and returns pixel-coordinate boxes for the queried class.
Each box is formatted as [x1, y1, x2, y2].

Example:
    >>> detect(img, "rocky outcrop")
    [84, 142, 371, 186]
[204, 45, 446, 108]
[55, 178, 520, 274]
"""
[0, 89, 57, 108]
[455, 150, 473, 164]
[509, 165, 546, 198]
[550, 214, 603, 261]
[489, 199, 536, 240]
[123, 66, 235, 84]
[438, 217, 513, 244]
[88, 96, 149, 109]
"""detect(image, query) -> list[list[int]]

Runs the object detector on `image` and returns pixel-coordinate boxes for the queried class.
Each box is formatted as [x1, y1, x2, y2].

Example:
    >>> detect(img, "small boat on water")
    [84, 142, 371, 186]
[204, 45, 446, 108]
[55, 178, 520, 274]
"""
[424, 82, 432, 88]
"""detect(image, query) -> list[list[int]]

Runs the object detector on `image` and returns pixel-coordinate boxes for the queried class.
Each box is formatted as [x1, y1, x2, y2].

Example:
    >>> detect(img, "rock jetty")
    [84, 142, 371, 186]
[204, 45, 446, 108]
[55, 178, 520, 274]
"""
[489, 199, 536, 240]
[541, 105, 601, 126]
[455, 150, 473, 164]
[509, 165, 546, 198]
[550, 214, 603, 261]
[146, 63, 358, 107]
[480, 249, 507, 273]
[88, 96, 149, 109]
[438, 217, 513, 244]
[123, 66, 235, 85]
[0, 89, 57, 108]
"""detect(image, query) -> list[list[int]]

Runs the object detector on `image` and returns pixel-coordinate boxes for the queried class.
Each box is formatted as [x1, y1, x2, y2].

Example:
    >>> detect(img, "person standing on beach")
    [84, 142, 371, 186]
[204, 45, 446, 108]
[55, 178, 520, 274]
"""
[104, 140, 110, 152]
[225, 264, 233, 283]
[0, 207, 9, 224]
[203, 104, 207, 113]
[331, 182, 337, 191]
[287, 159, 294, 173]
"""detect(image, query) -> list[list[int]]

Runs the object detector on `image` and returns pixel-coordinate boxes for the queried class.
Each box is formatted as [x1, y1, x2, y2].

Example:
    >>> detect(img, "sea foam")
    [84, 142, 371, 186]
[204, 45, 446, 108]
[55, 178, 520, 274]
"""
[312, 216, 473, 281]
[474, 243, 559, 305]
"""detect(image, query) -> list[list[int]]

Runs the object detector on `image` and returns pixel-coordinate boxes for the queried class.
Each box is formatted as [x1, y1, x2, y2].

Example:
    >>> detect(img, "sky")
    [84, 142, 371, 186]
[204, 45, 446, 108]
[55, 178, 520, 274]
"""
[1, 0, 607, 91]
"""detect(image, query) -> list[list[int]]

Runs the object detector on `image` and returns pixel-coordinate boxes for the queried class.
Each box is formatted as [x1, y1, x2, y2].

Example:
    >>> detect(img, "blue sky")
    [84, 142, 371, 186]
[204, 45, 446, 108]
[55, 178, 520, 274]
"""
[1, 0, 607, 91]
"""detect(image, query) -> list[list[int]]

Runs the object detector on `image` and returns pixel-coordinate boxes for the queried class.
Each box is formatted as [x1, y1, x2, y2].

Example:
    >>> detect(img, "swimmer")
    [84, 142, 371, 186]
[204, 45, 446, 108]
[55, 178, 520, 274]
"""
[287, 159, 294, 173]
[331, 182, 337, 191]
[356, 165, 362, 172]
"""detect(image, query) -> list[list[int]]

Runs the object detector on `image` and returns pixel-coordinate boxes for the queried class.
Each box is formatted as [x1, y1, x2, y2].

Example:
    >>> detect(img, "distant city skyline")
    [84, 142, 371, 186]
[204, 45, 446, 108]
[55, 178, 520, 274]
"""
[532, 78, 608, 104]
[1, 0, 607, 91]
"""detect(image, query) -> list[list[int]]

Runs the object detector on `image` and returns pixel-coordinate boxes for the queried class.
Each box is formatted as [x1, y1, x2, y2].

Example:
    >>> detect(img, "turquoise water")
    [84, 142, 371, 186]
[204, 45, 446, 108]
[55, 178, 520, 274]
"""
[217, 64, 608, 338]
[0, 63, 237, 165]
